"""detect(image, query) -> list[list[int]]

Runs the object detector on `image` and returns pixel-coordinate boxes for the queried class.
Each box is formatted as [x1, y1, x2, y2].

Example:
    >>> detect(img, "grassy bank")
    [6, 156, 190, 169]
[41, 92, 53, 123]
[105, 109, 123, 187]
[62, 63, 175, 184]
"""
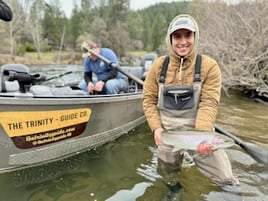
[0, 51, 151, 65]
[0, 51, 82, 66]
[0, 51, 148, 66]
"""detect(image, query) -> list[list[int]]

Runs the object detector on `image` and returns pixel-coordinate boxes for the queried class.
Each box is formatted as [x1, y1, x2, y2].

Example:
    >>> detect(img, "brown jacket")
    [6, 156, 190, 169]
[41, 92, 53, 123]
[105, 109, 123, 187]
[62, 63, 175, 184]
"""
[142, 14, 221, 133]
[143, 51, 221, 132]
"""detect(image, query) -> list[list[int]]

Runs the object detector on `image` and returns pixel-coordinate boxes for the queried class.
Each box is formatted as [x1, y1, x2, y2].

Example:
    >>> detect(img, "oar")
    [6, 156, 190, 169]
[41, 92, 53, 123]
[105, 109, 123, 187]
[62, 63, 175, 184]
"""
[44, 71, 73, 82]
[88, 48, 268, 164]
[215, 124, 268, 164]
[88, 49, 144, 86]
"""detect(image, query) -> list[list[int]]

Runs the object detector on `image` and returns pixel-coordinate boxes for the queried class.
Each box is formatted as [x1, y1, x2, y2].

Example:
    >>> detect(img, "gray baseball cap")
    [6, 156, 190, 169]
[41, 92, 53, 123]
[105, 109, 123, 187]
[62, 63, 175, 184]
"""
[169, 17, 196, 35]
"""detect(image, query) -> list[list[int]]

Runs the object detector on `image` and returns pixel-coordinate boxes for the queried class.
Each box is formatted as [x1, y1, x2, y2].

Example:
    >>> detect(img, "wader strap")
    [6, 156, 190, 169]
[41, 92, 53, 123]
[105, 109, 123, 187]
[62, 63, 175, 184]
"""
[194, 54, 201, 82]
[159, 56, 170, 83]
[159, 54, 202, 84]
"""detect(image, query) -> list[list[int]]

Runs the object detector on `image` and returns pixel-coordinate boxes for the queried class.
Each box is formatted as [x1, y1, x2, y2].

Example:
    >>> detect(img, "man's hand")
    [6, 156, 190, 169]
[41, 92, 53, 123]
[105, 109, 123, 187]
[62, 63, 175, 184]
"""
[197, 142, 213, 154]
[87, 82, 95, 93]
[154, 127, 164, 145]
[94, 81, 105, 92]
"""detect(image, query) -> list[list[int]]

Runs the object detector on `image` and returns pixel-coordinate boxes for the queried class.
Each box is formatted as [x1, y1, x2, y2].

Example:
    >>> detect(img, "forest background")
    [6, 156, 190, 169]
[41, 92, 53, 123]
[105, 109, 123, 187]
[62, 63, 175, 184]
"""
[0, 0, 267, 96]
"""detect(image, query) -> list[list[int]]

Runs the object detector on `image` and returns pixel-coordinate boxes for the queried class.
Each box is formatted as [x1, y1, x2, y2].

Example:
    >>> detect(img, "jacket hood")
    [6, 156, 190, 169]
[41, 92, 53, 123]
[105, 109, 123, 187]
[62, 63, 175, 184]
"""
[165, 14, 199, 58]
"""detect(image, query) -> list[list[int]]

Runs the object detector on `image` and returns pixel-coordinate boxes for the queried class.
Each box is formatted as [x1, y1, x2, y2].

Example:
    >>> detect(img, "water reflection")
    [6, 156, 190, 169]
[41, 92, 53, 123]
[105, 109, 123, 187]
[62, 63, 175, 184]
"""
[218, 93, 268, 140]
[30, 64, 84, 87]
[0, 66, 268, 200]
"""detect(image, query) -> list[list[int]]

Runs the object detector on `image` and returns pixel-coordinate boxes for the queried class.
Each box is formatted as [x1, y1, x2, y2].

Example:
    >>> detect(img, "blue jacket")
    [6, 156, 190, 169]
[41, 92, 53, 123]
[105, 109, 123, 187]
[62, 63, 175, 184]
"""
[83, 48, 126, 82]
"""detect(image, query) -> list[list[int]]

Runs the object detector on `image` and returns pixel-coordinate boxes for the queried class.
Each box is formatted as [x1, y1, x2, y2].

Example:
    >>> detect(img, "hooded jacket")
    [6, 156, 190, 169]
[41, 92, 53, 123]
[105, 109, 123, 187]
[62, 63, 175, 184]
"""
[142, 14, 222, 132]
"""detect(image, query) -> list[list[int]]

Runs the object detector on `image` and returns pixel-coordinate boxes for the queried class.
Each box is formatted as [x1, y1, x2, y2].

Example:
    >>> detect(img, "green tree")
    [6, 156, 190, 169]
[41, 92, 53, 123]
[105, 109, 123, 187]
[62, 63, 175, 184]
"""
[68, 3, 83, 49]
[42, 0, 66, 50]
[7, 0, 30, 55]
[149, 14, 166, 52]
[28, 0, 46, 58]
[79, 0, 95, 34]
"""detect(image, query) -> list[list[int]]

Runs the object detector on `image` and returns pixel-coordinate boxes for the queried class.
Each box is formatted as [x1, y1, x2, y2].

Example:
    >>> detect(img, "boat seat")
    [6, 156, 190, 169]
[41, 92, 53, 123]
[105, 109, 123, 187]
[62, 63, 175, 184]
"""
[139, 53, 157, 79]
[120, 66, 144, 93]
[0, 64, 30, 92]
[30, 85, 87, 96]
[122, 66, 144, 80]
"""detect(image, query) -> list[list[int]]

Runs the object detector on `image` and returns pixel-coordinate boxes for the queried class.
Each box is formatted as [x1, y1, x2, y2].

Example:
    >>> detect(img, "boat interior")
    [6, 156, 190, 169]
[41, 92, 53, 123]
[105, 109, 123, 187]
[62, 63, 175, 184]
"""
[0, 53, 157, 97]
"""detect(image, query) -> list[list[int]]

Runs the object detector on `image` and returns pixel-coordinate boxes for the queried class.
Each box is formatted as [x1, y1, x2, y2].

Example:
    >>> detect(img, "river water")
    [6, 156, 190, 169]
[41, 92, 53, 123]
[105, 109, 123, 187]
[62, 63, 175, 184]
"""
[0, 66, 268, 201]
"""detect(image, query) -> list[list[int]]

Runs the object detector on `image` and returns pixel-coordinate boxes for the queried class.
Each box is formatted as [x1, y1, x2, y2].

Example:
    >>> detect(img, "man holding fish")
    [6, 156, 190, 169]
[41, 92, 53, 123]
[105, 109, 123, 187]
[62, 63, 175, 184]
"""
[142, 14, 239, 196]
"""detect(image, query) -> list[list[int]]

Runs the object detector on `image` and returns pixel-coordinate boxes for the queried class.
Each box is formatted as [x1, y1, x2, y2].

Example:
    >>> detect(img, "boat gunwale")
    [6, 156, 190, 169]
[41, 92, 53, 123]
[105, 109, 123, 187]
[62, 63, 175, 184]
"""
[0, 91, 143, 105]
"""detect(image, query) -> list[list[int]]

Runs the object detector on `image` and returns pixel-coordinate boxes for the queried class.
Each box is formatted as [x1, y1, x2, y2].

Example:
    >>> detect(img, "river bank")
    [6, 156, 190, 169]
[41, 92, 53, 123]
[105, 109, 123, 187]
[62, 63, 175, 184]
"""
[0, 51, 143, 66]
[0, 52, 82, 66]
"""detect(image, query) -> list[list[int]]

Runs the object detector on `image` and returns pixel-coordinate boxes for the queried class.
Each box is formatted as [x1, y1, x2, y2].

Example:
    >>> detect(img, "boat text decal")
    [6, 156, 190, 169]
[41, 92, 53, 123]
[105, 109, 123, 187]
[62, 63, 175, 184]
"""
[0, 108, 91, 149]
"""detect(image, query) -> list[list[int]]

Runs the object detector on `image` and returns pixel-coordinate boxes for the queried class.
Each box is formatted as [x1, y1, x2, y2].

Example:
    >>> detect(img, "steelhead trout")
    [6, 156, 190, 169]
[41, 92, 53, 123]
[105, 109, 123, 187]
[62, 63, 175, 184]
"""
[161, 130, 235, 150]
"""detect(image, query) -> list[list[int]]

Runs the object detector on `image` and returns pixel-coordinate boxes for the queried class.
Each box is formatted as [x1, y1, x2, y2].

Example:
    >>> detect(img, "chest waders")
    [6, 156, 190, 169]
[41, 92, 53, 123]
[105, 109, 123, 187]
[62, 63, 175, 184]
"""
[156, 54, 202, 189]
[157, 54, 240, 186]
[157, 54, 202, 130]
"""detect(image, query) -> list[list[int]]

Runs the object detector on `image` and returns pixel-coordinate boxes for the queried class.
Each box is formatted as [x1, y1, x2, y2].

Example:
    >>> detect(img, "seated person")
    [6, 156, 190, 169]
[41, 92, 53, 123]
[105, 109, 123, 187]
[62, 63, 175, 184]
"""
[79, 40, 128, 94]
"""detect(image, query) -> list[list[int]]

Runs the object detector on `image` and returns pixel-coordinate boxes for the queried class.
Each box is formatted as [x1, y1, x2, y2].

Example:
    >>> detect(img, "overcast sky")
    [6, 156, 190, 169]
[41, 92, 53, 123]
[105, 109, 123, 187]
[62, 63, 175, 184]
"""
[59, 0, 180, 17]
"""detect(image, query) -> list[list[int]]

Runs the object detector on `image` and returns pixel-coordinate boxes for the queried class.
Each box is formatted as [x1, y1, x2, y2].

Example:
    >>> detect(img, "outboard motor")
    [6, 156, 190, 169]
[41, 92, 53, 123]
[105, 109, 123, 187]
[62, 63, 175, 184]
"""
[4, 71, 45, 93]
[1, 64, 46, 93]
[140, 52, 158, 80]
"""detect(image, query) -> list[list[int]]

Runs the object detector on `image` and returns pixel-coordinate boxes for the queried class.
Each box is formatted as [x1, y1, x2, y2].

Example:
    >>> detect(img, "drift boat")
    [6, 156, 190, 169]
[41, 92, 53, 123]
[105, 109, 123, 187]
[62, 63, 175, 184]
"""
[0, 53, 157, 173]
